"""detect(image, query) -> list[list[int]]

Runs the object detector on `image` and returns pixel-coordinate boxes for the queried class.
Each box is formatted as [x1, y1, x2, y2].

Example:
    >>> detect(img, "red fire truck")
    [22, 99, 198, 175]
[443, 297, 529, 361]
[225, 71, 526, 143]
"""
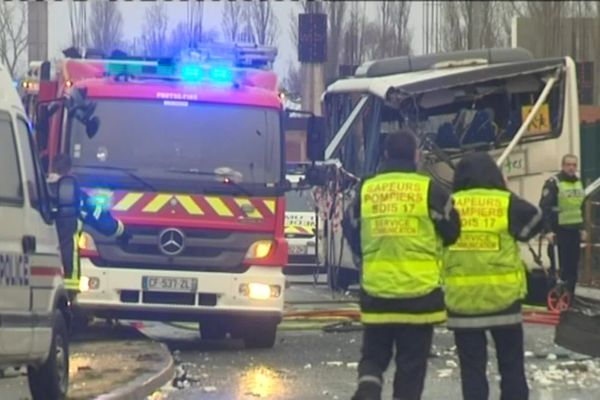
[27, 44, 296, 348]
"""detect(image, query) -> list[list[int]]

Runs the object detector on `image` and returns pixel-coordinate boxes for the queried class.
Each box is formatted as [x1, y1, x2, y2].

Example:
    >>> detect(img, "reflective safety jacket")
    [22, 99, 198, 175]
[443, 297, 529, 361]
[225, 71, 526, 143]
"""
[359, 171, 446, 324]
[444, 189, 527, 319]
[557, 179, 584, 226]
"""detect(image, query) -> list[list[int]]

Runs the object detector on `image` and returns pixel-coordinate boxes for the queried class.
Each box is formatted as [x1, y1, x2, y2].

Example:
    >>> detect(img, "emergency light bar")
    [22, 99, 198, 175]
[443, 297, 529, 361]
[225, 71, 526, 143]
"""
[63, 43, 277, 86]
[183, 42, 277, 70]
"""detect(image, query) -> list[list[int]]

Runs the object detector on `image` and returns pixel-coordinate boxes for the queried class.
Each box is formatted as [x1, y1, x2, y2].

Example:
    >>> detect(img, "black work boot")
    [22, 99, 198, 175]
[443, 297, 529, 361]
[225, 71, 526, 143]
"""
[351, 382, 382, 400]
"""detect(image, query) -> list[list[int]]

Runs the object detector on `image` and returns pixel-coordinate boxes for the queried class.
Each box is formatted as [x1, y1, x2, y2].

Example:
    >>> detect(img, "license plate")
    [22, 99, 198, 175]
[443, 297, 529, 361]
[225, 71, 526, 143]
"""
[289, 245, 307, 255]
[142, 276, 198, 292]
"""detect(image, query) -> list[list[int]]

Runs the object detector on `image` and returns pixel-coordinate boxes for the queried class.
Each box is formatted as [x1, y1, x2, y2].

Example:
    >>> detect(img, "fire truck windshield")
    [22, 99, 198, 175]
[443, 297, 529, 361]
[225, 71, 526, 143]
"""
[69, 99, 282, 186]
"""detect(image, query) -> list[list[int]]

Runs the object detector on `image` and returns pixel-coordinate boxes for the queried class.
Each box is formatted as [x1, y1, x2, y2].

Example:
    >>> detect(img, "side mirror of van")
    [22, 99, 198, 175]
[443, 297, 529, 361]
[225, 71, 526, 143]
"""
[56, 176, 80, 218]
[306, 116, 326, 162]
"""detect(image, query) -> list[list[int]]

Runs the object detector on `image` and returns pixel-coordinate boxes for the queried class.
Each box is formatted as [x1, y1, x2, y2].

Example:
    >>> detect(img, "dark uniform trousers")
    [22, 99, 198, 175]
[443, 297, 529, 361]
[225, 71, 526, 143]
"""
[354, 324, 434, 400]
[548, 227, 581, 292]
[454, 325, 528, 400]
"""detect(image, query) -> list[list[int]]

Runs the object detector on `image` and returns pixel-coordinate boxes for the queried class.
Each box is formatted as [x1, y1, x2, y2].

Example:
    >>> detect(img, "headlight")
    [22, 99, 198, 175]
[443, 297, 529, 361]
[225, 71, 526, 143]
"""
[78, 232, 97, 252]
[239, 283, 281, 299]
[79, 276, 100, 292]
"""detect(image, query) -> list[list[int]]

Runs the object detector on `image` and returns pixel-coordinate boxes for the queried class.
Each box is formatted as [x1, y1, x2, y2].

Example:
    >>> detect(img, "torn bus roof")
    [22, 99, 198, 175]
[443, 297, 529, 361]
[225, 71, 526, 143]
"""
[324, 57, 566, 102]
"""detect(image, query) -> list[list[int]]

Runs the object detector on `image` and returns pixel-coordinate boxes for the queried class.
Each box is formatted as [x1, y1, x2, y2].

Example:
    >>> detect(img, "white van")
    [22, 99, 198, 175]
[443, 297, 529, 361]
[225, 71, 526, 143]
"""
[1, 63, 78, 399]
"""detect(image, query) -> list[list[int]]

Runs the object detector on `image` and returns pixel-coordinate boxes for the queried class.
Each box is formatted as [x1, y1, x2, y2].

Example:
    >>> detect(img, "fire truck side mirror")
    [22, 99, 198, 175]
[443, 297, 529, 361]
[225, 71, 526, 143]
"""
[307, 116, 326, 162]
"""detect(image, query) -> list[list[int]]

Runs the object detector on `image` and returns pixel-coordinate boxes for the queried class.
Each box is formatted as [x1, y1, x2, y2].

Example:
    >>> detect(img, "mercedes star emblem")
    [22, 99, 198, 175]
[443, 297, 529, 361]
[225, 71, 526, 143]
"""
[158, 228, 186, 256]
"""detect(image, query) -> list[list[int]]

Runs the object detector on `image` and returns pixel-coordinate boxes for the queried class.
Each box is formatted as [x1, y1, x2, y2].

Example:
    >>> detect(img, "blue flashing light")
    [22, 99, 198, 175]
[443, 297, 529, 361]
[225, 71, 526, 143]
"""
[209, 67, 234, 83]
[87, 190, 113, 211]
[178, 63, 235, 85]
[180, 64, 204, 82]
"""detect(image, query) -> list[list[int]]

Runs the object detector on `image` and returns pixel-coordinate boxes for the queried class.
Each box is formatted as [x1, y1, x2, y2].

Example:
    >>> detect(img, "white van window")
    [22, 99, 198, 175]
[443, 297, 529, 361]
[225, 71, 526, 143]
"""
[0, 113, 23, 206]
[15, 117, 52, 222]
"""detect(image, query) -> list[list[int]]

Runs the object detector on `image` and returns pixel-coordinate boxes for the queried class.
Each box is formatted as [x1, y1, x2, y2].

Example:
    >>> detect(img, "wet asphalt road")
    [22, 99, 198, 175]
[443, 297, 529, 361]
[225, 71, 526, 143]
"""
[143, 322, 600, 400]
[143, 277, 600, 400]
[2, 276, 600, 400]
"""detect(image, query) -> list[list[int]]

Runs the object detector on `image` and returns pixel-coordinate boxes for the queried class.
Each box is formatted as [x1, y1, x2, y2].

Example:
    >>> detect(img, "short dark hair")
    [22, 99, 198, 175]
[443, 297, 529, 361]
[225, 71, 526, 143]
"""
[53, 154, 72, 175]
[384, 130, 417, 161]
[562, 154, 578, 164]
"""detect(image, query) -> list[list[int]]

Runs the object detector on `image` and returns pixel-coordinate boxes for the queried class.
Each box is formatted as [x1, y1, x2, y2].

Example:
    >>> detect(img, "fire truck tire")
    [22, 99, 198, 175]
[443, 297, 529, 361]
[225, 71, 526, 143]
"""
[71, 311, 92, 336]
[237, 318, 278, 349]
[27, 312, 69, 400]
[199, 321, 228, 341]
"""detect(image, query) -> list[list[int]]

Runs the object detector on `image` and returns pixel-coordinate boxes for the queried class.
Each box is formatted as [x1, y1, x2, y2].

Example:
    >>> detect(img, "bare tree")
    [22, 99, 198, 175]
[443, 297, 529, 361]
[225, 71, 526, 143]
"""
[341, 2, 367, 67]
[512, 1, 570, 57]
[88, 0, 124, 55]
[362, 21, 382, 61]
[141, 2, 169, 57]
[168, 22, 219, 57]
[0, 1, 27, 77]
[283, 63, 302, 98]
[248, 0, 279, 46]
[323, 1, 347, 83]
[68, 0, 87, 49]
[221, 1, 247, 42]
[379, 1, 412, 57]
[440, 1, 506, 52]
[185, 1, 204, 47]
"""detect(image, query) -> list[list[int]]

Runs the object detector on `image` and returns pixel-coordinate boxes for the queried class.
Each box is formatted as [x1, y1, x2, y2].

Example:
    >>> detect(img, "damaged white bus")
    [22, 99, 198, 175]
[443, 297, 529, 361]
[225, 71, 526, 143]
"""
[309, 47, 600, 355]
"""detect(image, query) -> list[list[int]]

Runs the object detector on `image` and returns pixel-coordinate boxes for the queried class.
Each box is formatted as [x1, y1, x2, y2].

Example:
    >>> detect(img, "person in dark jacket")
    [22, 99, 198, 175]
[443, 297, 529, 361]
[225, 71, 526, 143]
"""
[445, 152, 543, 400]
[48, 154, 127, 296]
[539, 154, 586, 293]
[343, 130, 461, 400]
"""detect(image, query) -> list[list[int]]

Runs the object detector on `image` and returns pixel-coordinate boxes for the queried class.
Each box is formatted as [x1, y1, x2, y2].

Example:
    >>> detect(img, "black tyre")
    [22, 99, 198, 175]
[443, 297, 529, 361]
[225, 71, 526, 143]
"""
[238, 318, 278, 349]
[71, 311, 92, 336]
[199, 319, 228, 340]
[27, 312, 69, 400]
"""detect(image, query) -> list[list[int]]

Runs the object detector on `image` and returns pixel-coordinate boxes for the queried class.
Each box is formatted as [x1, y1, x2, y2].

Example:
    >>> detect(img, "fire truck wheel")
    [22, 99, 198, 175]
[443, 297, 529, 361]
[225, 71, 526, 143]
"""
[27, 312, 69, 400]
[199, 321, 228, 341]
[238, 318, 278, 349]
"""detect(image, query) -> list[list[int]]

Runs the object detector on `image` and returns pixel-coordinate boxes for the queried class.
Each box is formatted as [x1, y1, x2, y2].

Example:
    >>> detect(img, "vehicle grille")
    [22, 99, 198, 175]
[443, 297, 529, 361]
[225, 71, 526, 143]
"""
[288, 254, 317, 265]
[87, 226, 272, 272]
[120, 290, 218, 306]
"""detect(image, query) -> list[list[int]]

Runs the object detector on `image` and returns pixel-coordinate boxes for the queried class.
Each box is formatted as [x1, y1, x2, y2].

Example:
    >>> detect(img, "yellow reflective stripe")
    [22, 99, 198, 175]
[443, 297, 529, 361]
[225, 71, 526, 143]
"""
[264, 199, 276, 214]
[364, 259, 439, 270]
[361, 310, 447, 324]
[205, 196, 234, 217]
[143, 194, 172, 212]
[93, 205, 102, 219]
[444, 271, 521, 286]
[235, 198, 262, 219]
[175, 195, 204, 215]
[64, 279, 80, 290]
[285, 225, 312, 234]
[113, 192, 143, 211]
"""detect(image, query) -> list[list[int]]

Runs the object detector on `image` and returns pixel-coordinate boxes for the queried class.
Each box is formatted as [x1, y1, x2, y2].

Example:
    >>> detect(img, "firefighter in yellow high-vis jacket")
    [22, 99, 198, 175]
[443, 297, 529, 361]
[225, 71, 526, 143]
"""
[445, 152, 543, 400]
[343, 130, 461, 400]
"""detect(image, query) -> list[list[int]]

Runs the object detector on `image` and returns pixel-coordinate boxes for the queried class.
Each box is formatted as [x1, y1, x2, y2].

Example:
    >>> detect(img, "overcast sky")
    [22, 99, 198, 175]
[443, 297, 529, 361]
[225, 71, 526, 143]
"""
[47, 1, 425, 78]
